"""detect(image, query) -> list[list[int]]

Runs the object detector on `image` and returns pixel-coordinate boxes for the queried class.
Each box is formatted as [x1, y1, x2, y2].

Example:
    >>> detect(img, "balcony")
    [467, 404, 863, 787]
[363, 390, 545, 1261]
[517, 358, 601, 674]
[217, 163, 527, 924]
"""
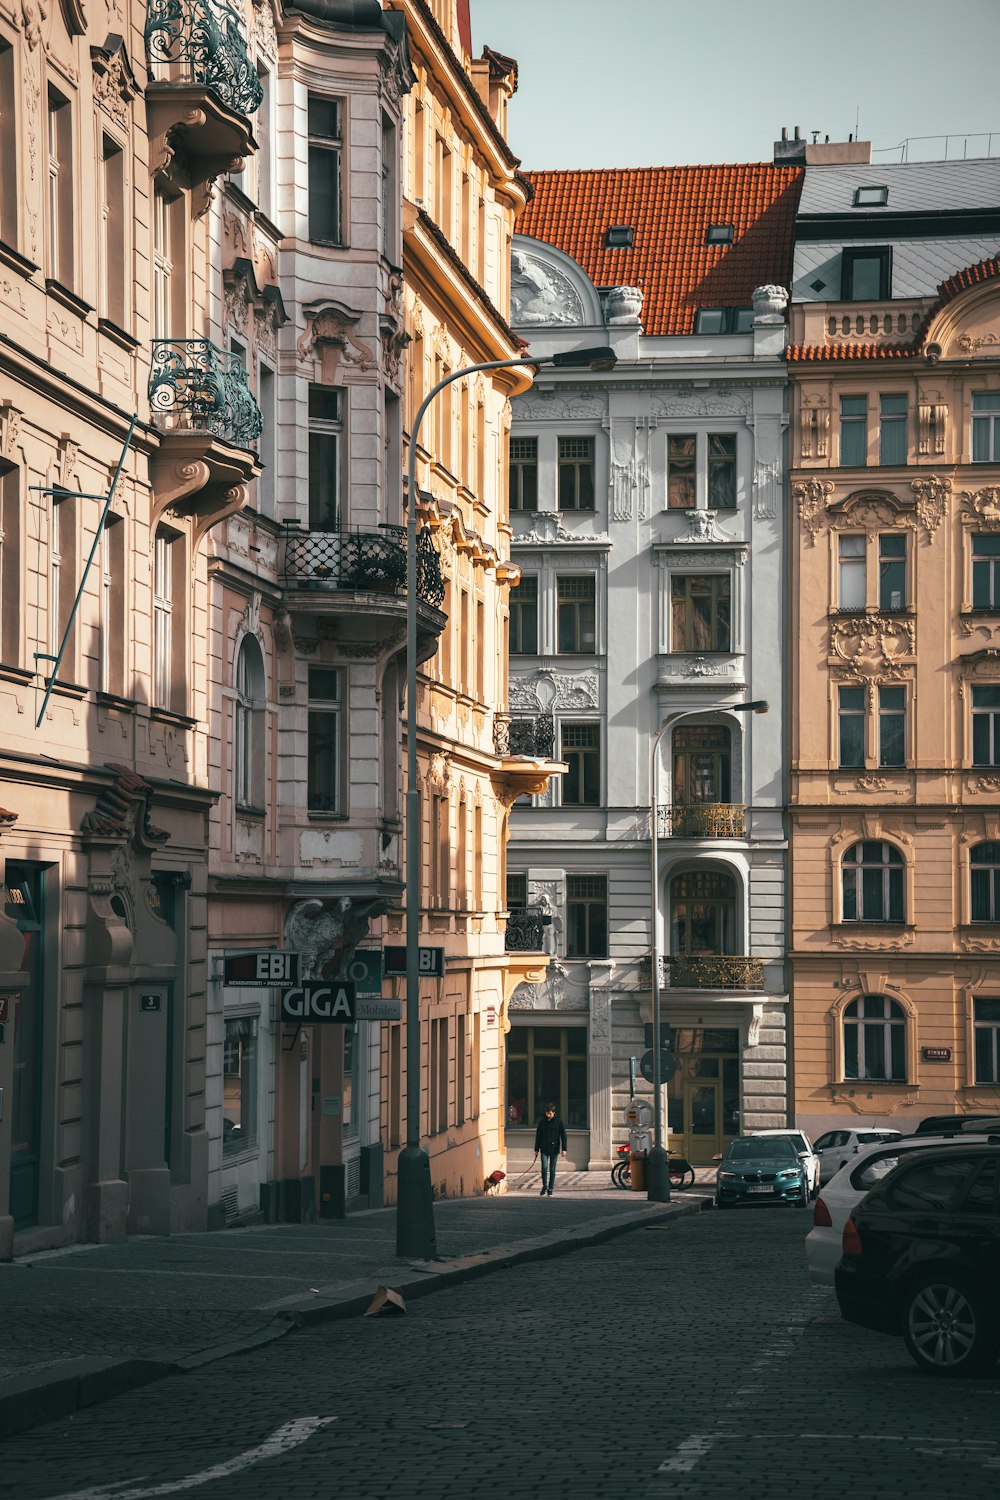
[148, 339, 261, 539]
[493, 714, 555, 759]
[281, 526, 447, 661]
[659, 803, 746, 839]
[668, 956, 764, 991]
[145, 0, 261, 189]
[504, 906, 547, 953]
[491, 714, 565, 806]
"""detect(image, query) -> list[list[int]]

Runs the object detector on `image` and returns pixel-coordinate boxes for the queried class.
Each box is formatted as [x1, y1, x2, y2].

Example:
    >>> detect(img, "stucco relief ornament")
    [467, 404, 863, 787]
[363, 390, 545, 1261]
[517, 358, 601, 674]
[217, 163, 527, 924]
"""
[675, 509, 726, 543]
[961, 486, 1000, 529]
[91, 39, 139, 127]
[609, 455, 649, 522]
[510, 250, 583, 325]
[958, 332, 1000, 354]
[297, 304, 374, 381]
[830, 615, 915, 676]
[513, 511, 575, 544]
[590, 987, 610, 1041]
[910, 475, 950, 538]
[794, 478, 833, 545]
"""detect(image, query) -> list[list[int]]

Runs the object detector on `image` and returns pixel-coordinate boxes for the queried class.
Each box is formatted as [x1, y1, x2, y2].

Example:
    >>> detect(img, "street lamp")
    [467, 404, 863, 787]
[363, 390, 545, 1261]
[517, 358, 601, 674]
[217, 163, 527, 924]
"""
[646, 698, 768, 1203]
[397, 344, 617, 1258]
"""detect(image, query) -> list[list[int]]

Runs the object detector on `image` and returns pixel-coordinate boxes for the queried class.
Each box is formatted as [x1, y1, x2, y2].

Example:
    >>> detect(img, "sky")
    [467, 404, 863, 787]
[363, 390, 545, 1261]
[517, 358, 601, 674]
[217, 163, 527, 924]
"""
[470, 0, 1000, 171]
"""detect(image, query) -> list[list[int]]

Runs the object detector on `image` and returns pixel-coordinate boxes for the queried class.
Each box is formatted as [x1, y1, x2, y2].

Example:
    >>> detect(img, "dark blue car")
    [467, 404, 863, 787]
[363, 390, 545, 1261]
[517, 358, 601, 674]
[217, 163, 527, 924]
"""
[715, 1134, 810, 1209]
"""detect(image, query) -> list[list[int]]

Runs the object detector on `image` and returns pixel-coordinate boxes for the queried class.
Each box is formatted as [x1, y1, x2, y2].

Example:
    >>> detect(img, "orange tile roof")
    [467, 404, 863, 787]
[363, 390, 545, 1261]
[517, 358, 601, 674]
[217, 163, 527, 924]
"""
[516, 165, 803, 336]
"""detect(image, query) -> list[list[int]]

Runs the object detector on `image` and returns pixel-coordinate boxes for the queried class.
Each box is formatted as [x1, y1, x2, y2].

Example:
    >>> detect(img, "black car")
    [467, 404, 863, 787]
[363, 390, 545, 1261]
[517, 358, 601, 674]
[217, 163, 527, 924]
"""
[835, 1144, 1000, 1376]
[911, 1113, 1000, 1136]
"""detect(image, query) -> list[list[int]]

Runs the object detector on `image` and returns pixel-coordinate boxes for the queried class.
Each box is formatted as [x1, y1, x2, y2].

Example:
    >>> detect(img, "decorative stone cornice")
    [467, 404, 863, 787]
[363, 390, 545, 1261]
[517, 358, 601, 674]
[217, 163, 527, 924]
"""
[80, 764, 170, 847]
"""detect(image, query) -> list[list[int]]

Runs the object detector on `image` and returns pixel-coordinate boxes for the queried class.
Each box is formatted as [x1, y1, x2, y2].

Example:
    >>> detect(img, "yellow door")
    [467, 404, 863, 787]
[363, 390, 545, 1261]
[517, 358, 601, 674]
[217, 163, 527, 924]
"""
[685, 1079, 723, 1165]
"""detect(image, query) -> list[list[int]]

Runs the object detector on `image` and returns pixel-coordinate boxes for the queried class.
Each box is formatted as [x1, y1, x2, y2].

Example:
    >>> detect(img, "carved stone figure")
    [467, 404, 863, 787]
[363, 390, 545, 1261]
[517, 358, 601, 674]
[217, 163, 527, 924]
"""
[510, 251, 582, 325]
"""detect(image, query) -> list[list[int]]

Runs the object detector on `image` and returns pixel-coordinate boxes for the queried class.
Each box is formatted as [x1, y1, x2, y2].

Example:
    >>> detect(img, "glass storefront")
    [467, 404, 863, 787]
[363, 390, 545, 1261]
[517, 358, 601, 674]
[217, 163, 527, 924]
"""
[665, 1027, 740, 1165]
[507, 1025, 588, 1131]
[222, 1015, 258, 1157]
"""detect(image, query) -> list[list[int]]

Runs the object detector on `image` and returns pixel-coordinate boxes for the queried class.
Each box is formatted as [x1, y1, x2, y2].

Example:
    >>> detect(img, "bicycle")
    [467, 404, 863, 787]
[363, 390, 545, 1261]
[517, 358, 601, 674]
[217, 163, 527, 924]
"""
[611, 1144, 696, 1190]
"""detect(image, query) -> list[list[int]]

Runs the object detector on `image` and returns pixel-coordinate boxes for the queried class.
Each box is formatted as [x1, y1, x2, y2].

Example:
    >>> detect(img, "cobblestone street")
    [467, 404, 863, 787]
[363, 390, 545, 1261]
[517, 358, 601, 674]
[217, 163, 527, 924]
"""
[4, 1203, 999, 1500]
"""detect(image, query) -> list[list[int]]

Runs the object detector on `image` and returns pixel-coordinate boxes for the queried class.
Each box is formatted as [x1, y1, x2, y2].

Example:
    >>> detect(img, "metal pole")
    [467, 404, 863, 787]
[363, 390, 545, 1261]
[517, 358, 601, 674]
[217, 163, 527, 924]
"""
[396, 356, 539, 1259]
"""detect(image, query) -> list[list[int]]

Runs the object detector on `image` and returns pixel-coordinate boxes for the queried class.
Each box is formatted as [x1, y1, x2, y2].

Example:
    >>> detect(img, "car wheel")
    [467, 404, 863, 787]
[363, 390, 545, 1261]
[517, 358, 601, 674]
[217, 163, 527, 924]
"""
[799, 1180, 811, 1208]
[902, 1276, 1000, 1377]
[715, 1195, 730, 1211]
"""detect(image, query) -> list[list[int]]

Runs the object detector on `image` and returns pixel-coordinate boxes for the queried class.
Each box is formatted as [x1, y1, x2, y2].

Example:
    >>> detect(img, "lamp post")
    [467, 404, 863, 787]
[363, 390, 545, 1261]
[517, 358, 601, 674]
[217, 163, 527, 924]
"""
[646, 699, 769, 1203]
[396, 343, 617, 1258]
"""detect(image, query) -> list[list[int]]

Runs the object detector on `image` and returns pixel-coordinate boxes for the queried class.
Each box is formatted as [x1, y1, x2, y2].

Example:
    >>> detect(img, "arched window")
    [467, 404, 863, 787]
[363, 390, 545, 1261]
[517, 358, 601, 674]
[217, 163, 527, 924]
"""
[234, 636, 265, 810]
[670, 870, 736, 956]
[844, 995, 906, 1081]
[970, 842, 1000, 922]
[842, 841, 904, 922]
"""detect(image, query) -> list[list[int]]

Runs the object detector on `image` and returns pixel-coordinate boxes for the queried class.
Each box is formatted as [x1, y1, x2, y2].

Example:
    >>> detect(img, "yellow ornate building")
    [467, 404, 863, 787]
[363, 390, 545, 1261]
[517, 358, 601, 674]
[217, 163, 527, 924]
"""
[383, 0, 558, 1200]
[788, 157, 1000, 1133]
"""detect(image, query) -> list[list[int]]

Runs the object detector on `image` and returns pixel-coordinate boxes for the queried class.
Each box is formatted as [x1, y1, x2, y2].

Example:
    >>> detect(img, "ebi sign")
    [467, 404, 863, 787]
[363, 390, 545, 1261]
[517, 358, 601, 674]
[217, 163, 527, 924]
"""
[280, 982, 356, 1024]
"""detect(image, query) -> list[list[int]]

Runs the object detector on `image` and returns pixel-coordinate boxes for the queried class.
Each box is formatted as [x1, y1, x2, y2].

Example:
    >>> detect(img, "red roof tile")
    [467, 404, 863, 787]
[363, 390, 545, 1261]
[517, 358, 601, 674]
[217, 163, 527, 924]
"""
[787, 341, 916, 362]
[516, 165, 803, 336]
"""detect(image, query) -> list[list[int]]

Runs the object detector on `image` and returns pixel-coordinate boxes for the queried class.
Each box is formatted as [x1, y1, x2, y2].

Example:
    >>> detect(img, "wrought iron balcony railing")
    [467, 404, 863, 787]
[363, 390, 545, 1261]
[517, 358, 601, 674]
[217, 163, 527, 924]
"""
[668, 956, 765, 990]
[149, 340, 263, 446]
[282, 526, 446, 610]
[494, 714, 556, 759]
[658, 803, 746, 839]
[504, 906, 546, 953]
[145, 0, 263, 118]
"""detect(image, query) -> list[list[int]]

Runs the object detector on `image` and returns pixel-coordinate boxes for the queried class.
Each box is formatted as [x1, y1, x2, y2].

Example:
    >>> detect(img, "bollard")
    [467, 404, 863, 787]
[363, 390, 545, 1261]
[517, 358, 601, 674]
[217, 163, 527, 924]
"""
[630, 1150, 646, 1191]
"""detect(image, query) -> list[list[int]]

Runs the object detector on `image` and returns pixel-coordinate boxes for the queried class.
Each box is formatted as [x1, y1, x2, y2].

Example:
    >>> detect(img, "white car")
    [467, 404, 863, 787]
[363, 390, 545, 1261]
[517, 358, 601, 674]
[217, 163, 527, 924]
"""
[749, 1129, 821, 1197]
[813, 1126, 902, 1185]
[805, 1133, 995, 1286]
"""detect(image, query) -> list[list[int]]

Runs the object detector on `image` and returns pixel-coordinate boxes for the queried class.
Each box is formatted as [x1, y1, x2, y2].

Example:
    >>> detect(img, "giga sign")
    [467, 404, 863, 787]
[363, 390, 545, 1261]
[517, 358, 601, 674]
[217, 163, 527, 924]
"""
[280, 982, 356, 1023]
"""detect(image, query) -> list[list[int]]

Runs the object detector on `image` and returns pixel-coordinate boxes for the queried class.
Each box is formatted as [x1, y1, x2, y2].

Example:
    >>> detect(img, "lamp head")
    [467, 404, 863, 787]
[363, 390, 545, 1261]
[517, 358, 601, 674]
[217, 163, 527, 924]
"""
[547, 345, 617, 372]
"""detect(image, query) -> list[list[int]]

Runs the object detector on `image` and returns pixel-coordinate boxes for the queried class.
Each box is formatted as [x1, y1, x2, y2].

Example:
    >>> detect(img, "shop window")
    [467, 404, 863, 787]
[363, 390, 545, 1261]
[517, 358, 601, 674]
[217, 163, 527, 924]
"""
[670, 869, 736, 956]
[223, 1015, 258, 1155]
[974, 996, 1000, 1084]
[970, 843, 1000, 923]
[842, 841, 904, 923]
[843, 995, 906, 1081]
[343, 1024, 358, 1139]
[506, 1025, 588, 1130]
[566, 874, 607, 957]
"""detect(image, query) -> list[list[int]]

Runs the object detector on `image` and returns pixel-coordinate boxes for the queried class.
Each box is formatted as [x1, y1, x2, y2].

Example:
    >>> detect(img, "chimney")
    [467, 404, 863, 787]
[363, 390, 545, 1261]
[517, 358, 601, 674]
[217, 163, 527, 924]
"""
[773, 125, 806, 164]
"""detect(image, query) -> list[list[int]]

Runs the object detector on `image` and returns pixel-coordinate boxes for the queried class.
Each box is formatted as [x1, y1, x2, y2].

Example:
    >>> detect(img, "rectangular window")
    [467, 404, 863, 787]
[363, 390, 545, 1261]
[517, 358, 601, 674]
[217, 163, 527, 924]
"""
[879, 395, 907, 466]
[557, 436, 595, 510]
[388, 1023, 401, 1148]
[257, 363, 276, 517]
[838, 535, 866, 609]
[840, 395, 868, 466]
[667, 435, 696, 509]
[671, 574, 731, 652]
[838, 686, 865, 768]
[0, 41, 15, 246]
[556, 574, 596, 653]
[47, 85, 73, 286]
[506, 1025, 588, 1131]
[972, 393, 1000, 463]
[509, 436, 538, 511]
[974, 996, 1000, 1084]
[566, 875, 607, 958]
[100, 135, 126, 327]
[561, 722, 601, 805]
[256, 66, 273, 219]
[509, 574, 537, 655]
[152, 187, 183, 341]
[308, 386, 341, 530]
[152, 529, 182, 711]
[972, 534, 1000, 610]
[842, 247, 890, 300]
[878, 686, 906, 767]
[506, 872, 527, 909]
[342, 1024, 357, 1139]
[708, 434, 737, 509]
[435, 135, 452, 237]
[456, 1011, 466, 1125]
[50, 493, 76, 668]
[693, 308, 753, 333]
[879, 533, 906, 610]
[223, 1016, 258, 1156]
[307, 667, 342, 812]
[0, 463, 21, 666]
[972, 685, 1000, 767]
[308, 97, 342, 244]
[98, 519, 125, 697]
[381, 113, 396, 255]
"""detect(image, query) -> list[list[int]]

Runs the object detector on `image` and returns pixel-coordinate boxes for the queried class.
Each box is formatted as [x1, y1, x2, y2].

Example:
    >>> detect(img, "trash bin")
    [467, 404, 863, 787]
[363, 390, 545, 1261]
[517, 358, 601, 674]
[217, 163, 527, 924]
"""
[628, 1127, 652, 1192]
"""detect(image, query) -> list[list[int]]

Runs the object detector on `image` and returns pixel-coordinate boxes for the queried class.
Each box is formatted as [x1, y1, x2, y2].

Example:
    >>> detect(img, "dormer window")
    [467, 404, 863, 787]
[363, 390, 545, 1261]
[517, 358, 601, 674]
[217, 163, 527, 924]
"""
[705, 224, 733, 245]
[604, 225, 633, 248]
[842, 246, 891, 301]
[694, 307, 754, 334]
[854, 185, 888, 207]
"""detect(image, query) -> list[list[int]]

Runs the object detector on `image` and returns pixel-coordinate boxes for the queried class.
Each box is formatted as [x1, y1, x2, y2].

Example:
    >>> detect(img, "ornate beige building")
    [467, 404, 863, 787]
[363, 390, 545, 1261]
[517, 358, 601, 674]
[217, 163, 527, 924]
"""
[788, 157, 1000, 1134]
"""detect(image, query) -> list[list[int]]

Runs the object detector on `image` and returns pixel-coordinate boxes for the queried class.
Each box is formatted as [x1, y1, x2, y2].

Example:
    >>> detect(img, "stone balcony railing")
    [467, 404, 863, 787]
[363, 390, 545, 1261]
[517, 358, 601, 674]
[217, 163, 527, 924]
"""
[493, 714, 556, 759]
[658, 803, 746, 839]
[149, 339, 263, 446]
[282, 525, 445, 609]
[504, 906, 547, 953]
[668, 956, 765, 990]
[145, 0, 263, 118]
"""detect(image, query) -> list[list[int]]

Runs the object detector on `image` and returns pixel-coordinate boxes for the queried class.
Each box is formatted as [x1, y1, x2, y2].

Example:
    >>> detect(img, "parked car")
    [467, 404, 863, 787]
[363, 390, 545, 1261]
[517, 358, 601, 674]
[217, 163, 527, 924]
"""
[813, 1127, 902, 1185]
[715, 1135, 810, 1210]
[806, 1133, 994, 1286]
[834, 1144, 1000, 1376]
[749, 1128, 821, 1196]
[911, 1114, 1000, 1136]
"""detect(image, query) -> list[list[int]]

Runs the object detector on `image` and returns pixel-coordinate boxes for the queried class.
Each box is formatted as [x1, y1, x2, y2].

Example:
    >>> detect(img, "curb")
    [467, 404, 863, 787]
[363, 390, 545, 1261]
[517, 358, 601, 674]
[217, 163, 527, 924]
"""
[0, 1196, 702, 1441]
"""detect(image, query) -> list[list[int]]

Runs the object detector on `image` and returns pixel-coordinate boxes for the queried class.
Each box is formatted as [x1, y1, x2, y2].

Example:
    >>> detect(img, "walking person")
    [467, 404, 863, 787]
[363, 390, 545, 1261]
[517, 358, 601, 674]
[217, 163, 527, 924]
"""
[533, 1102, 568, 1196]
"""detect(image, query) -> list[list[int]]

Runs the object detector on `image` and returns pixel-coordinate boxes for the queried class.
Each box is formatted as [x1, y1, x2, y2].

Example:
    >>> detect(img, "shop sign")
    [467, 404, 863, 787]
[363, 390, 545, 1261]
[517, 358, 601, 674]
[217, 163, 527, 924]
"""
[382, 946, 445, 978]
[224, 951, 300, 987]
[355, 997, 403, 1021]
[280, 982, 356, 1023]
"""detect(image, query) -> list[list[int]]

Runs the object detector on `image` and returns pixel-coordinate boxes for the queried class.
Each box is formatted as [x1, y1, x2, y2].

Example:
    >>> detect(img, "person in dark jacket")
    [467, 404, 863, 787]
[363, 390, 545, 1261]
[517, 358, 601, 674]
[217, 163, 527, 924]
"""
[533, 1102, 568, 1196]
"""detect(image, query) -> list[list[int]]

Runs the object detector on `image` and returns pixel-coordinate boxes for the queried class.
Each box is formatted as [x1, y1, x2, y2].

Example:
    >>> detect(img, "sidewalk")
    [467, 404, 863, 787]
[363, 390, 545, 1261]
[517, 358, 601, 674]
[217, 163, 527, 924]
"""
[0, 1171, 708, 1439]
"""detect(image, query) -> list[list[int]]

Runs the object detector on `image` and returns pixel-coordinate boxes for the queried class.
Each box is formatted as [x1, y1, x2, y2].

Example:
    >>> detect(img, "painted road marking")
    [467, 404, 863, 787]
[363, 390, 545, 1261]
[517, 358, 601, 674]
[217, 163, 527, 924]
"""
[46, 1416, 336, 1500]
[657, 1435, 714, 1473]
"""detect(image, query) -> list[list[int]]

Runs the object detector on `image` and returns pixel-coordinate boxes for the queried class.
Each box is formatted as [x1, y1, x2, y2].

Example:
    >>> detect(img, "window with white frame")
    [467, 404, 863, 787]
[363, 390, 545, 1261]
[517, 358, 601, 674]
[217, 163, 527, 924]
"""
[234, 636, 265, 810]
[47, 84, 74, 287]
[843, 995, 906, 1081]
[974, 996, 1000, 1084]
[50, 490, 75, 667]
[509, 436, 538, 511]
[972, 534, 1000, 610]
[308, 97, 342, 244]
[98, 518, 125, 698]
[308, 386, 341, 531]
[838, 535, 866, 609]
[509, 574, 538, 655]
[223, 1015, 258, 1155]
[666, 432, 739, 509]
[557, 436, 595, 510]
[152, 528, 174, 709]
[566, 874, 607, 958]
[560, 722, 600, 805]
[972, 684, 1000, 767]
[100, 134, 126, 328]
[842, 841, 904, 922]
[971, 843, 1000, 923]
[152, 187, 182, 341]
[667, 435, 696, 509]
[556, 574, 596, 652]
[972, 393, 1000, 463]
[307, 667, 342, 813]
